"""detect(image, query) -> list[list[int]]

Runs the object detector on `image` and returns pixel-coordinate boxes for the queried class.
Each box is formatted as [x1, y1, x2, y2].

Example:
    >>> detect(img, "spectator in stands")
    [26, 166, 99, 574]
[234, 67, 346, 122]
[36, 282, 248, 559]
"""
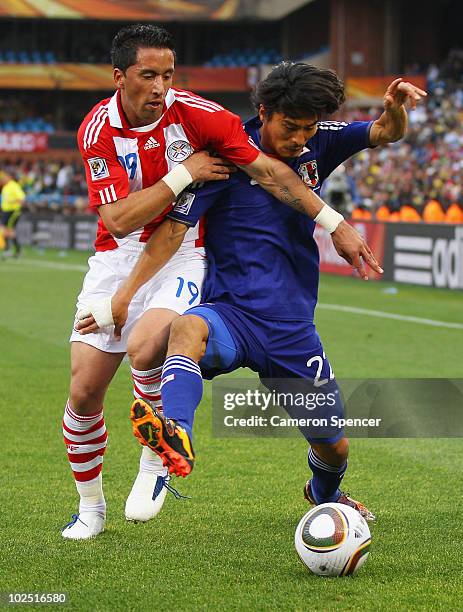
[56, 163, 73, 192]
[321, 164, 358, 217]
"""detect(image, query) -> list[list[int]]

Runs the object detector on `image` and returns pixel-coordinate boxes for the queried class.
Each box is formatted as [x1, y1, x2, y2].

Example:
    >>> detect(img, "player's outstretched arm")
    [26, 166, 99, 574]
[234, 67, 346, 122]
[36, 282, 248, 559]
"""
[369, 78, 427, 146]
[99, 151, 233, 238]
[240, 152, 325, 217]
[240, 153, 383, 279]
[75, 218, 188, 338]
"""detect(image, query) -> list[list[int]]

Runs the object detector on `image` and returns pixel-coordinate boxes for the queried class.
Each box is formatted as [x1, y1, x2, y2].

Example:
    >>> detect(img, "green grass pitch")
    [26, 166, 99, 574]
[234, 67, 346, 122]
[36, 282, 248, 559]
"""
[1, 248, 462, 611]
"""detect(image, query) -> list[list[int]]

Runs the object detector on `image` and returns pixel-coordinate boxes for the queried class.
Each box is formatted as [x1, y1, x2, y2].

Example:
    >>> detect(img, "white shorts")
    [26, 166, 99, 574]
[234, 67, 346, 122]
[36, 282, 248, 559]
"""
[70, 242, 207, 353]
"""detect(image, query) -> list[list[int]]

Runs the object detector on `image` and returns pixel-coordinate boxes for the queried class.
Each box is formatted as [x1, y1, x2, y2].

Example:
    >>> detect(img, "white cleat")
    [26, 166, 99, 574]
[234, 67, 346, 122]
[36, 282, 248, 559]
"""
[61, 512, 106, 540]
[125, 471, 169, 522]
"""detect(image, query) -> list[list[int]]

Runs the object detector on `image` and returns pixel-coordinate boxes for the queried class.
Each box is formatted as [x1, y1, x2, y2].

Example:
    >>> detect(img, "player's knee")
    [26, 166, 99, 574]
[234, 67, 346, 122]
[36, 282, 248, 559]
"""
[332, 437, 349, 462]
[127, 334, 162, 370]
[69, 379, 105, 415]
[312, 437, 349, 466]
[128, 309, 180, 370]
[170, 315, 202, 342]
[169, 315, 207, 359]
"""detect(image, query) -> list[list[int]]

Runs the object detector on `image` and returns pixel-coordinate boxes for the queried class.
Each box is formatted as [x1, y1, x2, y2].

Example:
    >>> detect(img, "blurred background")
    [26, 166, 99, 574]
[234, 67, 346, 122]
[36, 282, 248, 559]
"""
[0, 0, 462, 288]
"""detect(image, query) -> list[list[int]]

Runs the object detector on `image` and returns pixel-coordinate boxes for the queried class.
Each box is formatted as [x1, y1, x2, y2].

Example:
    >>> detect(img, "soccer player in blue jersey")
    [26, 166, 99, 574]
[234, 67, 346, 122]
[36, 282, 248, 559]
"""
[80, 63, 425, 520]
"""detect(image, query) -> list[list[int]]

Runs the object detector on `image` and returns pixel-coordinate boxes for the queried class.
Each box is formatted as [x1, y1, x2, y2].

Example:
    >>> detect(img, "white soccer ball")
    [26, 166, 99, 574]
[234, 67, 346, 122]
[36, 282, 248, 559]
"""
[295, 503, 371, 577]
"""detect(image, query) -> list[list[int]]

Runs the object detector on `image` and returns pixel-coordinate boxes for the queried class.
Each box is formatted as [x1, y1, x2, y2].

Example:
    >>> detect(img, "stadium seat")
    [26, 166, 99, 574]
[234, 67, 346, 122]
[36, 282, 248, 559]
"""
[375, 205, 391, 221]
[18, 51, 30, 63]
[445, 203, 463, 224]
[204, 47, 282, 68]
[351, 207, 372, 220]
[423, 199, 445, 223]
[400, 204, 421, 222]
[44, 51, 57, 64]
[5, 50, 16, 63]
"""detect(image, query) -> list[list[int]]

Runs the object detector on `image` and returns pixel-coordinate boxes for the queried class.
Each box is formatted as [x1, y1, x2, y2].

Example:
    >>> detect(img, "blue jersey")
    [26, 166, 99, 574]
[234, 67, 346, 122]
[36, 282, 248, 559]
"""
[168, 116, 372, 321]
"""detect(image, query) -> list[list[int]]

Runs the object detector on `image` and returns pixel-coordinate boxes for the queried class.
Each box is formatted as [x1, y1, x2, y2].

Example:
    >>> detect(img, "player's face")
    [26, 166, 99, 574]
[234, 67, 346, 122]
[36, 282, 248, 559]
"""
[114, 47, 175, 127]
[259, 108, 318, 158]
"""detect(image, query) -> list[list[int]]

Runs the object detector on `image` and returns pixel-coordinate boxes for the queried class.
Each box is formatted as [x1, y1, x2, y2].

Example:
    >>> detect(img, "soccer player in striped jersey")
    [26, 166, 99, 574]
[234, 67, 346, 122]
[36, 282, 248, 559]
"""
[80, 63, 425, 523]
[65, 26, 381, 539]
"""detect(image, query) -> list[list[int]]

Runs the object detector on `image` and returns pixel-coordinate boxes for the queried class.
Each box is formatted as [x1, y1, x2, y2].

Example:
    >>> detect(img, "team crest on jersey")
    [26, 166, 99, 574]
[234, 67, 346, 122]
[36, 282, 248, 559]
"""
[88, 157, 109, 181]
[174, 191, 195, 215]
[298, 160, 319, 188]
[167, 140, 194, 162]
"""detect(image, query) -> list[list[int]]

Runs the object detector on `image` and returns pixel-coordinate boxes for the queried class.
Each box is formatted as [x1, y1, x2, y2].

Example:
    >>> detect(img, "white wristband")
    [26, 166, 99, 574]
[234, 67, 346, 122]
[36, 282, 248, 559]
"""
[314, 205, 344, 233]
[162, 164, 193, 197]
[76, 297, 114, 328]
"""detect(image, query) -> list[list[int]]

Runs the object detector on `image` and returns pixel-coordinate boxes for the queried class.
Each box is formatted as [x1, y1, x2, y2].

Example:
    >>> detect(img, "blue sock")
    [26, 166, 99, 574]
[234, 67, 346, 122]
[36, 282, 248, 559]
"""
[161, 355, 203, 438]
[308, 447, 347, 503]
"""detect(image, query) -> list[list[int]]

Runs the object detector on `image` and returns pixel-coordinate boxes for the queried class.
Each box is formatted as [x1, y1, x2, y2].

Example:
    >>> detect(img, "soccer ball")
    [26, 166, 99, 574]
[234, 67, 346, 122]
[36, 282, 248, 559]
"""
[295, 503, 371, 577]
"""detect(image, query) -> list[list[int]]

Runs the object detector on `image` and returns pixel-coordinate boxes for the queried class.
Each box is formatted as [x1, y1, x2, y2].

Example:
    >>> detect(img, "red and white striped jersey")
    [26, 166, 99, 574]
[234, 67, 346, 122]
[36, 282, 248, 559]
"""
[77, 88, 259, 251]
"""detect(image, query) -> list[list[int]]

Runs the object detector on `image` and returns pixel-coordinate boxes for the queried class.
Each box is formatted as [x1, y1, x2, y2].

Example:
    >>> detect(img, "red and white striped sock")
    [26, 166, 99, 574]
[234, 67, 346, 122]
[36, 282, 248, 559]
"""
[62, 400, 107, 516]
[131, 366, 163, 411]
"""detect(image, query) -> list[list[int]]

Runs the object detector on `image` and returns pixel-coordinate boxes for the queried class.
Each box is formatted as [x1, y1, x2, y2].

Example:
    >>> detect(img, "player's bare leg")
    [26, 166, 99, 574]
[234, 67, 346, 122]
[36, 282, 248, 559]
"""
[304, 437, 375, 521]
[166, 314, 208, 362]
[62, 343, 124, 540]
[311, 437, 349, 467]
[69, 343, 124, 414]
[127, 308, 178, 371]
[125, 308, 186, 521]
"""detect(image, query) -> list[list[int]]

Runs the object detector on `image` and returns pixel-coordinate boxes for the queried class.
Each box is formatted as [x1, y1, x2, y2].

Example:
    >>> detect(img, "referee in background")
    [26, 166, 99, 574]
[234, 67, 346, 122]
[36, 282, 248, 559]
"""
[0, 171, 26, 258]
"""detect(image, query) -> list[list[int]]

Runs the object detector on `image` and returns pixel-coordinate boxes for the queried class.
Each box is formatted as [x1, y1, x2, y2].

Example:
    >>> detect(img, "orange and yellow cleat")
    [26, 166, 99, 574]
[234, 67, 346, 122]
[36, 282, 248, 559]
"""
[130, 399, 195, 477]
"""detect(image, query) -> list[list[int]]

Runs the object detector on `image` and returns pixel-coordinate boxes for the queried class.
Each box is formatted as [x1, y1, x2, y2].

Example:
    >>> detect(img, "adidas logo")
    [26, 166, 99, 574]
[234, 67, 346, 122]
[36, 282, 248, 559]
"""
[144, 136, 160, 150]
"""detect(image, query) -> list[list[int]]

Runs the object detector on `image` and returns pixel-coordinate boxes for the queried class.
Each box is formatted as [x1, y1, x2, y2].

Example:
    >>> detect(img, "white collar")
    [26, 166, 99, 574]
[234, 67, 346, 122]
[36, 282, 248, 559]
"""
[108, 89, 176, 131]
[108, 92, 122, 128]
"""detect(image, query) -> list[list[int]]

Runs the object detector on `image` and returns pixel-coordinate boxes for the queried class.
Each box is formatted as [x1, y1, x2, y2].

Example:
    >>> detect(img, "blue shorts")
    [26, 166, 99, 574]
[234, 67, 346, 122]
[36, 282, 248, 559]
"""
[185, 302, 345, 444]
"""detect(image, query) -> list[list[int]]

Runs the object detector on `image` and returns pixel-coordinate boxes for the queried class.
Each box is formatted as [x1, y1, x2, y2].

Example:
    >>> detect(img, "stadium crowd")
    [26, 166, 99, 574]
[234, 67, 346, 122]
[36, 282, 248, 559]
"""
[0, 158, 88, 214]
[330, 50, 463, 222]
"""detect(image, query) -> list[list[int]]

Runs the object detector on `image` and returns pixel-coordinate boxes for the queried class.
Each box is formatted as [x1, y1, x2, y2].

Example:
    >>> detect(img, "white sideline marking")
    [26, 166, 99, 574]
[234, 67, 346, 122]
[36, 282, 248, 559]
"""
[4, 258, 462, 330]
[318, 303, 463, 330]
[3, 258, 88, 272]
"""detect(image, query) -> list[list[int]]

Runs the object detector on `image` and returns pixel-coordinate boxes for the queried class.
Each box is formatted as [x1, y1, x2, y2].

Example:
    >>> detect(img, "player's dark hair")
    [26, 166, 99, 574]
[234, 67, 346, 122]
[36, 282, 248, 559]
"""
[111, 24, 176, 72]
[252, 62, 345, 119]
